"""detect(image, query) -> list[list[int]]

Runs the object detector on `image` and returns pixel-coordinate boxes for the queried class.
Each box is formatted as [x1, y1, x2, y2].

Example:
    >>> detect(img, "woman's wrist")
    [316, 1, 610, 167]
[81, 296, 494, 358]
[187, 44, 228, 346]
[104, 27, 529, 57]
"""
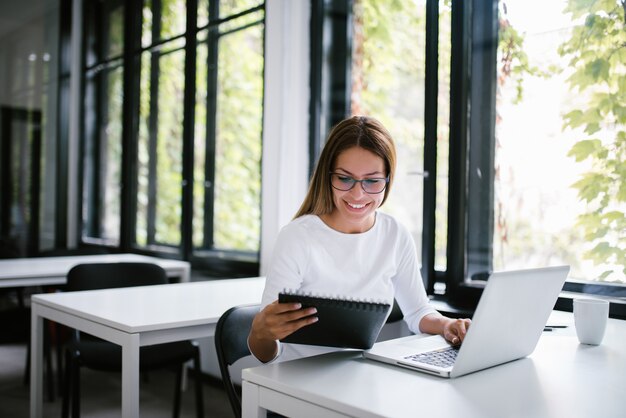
[419, 312, 445, 334]
[248, 332, 279, 363]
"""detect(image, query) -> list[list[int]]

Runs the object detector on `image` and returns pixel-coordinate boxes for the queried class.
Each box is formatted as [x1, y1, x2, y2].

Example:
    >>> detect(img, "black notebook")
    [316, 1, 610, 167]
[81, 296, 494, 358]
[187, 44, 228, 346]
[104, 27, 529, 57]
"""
[278, 292, 392, 349]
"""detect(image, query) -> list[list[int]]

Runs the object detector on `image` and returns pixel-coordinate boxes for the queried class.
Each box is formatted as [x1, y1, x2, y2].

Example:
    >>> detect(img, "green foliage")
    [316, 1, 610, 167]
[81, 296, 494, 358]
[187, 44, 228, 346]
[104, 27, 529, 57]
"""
[135, 1, 264, 252]
[107, 6, 124, 58]
[212, 17, 264, 252]
[161, 0, 187, 39]
[559, 0, 626, 280]
[154, 48, 186, 245]
[103, 66, 124, 240]
[567, 139, 604, 162]
[494, 2, 554, 272]
[497, 10, 545, 103]
[354, 0, 426, 126]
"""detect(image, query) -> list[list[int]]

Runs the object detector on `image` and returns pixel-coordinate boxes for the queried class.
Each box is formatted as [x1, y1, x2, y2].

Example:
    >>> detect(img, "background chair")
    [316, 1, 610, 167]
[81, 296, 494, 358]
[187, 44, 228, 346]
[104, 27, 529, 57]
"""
[61, 262, 204, 418]
[24, 247, 112, 399]
[214, 304, 260, 418]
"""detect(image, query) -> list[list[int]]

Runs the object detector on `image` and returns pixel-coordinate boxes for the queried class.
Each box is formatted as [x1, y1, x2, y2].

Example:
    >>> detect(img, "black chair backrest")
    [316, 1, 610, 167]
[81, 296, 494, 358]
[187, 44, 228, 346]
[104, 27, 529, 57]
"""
[215, 304, 260, 418]
[66, 262, 168, 291]
[387, 299, 404, 323]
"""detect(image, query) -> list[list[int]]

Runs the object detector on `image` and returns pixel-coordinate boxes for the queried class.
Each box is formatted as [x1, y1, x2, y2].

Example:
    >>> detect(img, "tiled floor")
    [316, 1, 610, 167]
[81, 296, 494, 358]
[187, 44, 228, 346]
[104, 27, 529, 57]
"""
[0, 342, 234, 418]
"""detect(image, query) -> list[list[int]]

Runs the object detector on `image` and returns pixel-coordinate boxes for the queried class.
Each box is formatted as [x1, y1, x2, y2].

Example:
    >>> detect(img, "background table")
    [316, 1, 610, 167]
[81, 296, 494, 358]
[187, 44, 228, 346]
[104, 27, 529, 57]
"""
[242, 311, 626, 418]
[0, 253, 191, 288]
[31, 276, 265, 418]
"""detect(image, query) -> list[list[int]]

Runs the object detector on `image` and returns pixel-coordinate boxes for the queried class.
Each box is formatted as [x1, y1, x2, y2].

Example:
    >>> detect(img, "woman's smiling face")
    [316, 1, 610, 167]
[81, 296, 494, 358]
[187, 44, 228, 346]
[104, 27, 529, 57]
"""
[324, 146, 387, 234]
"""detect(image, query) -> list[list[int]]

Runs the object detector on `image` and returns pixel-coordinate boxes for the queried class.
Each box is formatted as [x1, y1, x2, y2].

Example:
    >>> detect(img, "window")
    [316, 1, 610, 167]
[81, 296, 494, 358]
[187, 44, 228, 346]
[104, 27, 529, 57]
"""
[0, 1, 63, 256]
[82, 0, 265, 275]
[82, 0, 125, 245]
[486, 0, 625, 286]
[136, 0, 187, 249]
[350, 0, 429, 266]
[312, 0, 452, 290]
[192, 1, 265, 258]
[0, 108, 43, 255]
[314, 0, 625, 310]
[464, 0, 626, 309]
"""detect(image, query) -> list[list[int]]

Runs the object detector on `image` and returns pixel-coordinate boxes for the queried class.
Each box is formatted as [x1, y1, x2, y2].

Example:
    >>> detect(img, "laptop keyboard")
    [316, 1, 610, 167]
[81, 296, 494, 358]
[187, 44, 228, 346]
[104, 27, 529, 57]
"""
[404, 346, 460, 368]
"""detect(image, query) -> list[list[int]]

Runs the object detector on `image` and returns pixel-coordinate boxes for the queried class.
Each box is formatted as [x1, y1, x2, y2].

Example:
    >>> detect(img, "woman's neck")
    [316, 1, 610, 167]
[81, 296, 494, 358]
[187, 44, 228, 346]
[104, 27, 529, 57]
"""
[318, 212, 376, 234]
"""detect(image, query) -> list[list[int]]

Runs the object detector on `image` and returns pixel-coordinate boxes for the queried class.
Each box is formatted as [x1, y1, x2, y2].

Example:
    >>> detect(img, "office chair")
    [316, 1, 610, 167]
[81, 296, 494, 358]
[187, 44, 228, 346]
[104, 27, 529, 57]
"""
[214, 301, 401, 417]
[214, 304, 260, 418]
[60, 262, 204, 418]
[387, 299, 403, 323]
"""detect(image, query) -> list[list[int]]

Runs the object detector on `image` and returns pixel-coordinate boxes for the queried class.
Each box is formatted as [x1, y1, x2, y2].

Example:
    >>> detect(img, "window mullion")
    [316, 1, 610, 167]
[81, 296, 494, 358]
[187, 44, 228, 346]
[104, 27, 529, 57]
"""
[202, 0, 220, 250]
[446, 0, 471, 300]
[147, 49, 160, 245]
[120, 0, 142, 251]
[144, 0, 163, 246]
[181, 0, 198, 260]
[421, 0, 440, 294]
[466, 0, 497, 280]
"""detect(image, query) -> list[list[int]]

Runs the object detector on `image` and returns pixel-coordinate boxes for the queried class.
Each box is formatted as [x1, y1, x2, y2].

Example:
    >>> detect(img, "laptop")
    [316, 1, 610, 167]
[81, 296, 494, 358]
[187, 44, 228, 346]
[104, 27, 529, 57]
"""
[363, 265, 569, 378]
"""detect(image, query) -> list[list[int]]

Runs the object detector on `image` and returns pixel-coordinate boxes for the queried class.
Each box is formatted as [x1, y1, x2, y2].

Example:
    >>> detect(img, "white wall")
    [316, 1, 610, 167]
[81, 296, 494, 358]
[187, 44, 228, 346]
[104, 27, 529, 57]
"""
[259, 0, 312, 276]
[200, 0, 312, 378]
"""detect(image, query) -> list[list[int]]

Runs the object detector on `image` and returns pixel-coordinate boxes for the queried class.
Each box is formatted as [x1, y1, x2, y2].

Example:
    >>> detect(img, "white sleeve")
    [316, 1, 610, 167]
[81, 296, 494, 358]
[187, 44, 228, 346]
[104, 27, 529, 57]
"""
[260, 221, 310, 309]
[253, 221, 314, 363]
[391, 227, 437, 334]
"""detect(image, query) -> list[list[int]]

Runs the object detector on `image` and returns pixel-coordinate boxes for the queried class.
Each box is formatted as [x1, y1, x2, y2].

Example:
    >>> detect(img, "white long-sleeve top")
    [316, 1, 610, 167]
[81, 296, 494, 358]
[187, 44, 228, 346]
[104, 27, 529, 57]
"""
[257, 212, 437, 363]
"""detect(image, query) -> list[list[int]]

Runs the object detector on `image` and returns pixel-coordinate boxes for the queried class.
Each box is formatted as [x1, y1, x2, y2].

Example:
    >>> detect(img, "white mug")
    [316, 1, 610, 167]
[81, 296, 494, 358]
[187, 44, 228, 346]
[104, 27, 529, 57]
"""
[573, 298, 609, 345]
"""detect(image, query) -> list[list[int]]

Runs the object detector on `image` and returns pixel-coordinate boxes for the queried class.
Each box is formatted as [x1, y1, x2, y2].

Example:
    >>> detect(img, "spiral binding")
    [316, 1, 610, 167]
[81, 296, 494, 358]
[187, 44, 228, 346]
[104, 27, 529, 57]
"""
[281, 289, 390, 310]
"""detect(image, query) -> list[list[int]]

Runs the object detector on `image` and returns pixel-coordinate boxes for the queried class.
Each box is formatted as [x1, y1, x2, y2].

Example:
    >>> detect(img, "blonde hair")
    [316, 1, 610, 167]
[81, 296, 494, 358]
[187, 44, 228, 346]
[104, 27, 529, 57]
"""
[295, 116, 397, 218]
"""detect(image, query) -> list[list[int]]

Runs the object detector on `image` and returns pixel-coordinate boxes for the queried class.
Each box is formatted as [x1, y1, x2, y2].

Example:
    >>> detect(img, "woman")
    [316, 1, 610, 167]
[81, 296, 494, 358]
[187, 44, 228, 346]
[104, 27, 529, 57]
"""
[249, 116, 470, 363]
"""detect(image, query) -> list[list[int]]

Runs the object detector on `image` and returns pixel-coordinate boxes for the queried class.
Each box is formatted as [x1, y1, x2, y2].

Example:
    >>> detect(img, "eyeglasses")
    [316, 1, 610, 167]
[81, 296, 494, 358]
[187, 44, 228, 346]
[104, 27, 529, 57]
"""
[329, 172, 389, 194]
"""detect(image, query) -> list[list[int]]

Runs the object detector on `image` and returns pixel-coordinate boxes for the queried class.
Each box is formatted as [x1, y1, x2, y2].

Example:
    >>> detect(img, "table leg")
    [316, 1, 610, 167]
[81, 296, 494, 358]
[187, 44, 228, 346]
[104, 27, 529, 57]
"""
[182, 265, 191, 282]
[30, 305, 44, 418]
[121, 334, 140, 418]
[242, 380, 266, 418]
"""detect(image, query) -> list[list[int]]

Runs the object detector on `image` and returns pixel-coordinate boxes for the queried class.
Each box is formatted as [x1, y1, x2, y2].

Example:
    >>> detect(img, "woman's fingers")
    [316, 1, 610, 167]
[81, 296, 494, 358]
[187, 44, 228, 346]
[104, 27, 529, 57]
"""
[446, 318, 471, 344]
[258, 300, 318, 340]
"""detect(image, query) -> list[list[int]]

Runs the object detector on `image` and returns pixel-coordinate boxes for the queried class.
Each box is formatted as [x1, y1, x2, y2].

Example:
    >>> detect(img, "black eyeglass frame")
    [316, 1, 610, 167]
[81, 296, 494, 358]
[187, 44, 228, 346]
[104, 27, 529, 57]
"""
[329, 172, 390, 194]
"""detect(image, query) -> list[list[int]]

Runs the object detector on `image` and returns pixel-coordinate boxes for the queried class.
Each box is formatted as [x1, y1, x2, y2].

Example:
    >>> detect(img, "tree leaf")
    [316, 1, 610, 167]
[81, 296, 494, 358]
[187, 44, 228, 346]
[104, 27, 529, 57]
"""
[587, 59, 610, 82]
[563, 109, 584, 128]
[567, 139, 601, 161]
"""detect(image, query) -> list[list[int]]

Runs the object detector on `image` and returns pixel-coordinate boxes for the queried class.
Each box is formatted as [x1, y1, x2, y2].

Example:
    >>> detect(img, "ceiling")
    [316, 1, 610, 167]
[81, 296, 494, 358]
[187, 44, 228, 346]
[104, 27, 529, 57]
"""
[0, 0, 58, 41]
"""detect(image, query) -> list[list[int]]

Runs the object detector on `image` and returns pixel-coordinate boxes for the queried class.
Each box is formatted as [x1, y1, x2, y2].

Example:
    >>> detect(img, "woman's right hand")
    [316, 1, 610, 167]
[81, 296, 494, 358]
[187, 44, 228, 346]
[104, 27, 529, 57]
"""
[248, 300, 318, 362]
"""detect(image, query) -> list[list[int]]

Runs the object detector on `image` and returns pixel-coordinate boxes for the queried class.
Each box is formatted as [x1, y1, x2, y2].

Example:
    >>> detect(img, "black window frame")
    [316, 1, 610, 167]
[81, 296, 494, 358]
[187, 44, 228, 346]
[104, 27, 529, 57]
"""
[309, 0, 353, 177]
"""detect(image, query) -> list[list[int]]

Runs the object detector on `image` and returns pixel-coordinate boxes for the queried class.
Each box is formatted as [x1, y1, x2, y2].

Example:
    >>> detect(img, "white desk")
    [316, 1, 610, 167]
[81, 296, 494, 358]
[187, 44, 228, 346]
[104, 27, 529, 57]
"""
[30, 276, 265, 418]
[242, 311, 626, 418]
[0, 253, 191, 288]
